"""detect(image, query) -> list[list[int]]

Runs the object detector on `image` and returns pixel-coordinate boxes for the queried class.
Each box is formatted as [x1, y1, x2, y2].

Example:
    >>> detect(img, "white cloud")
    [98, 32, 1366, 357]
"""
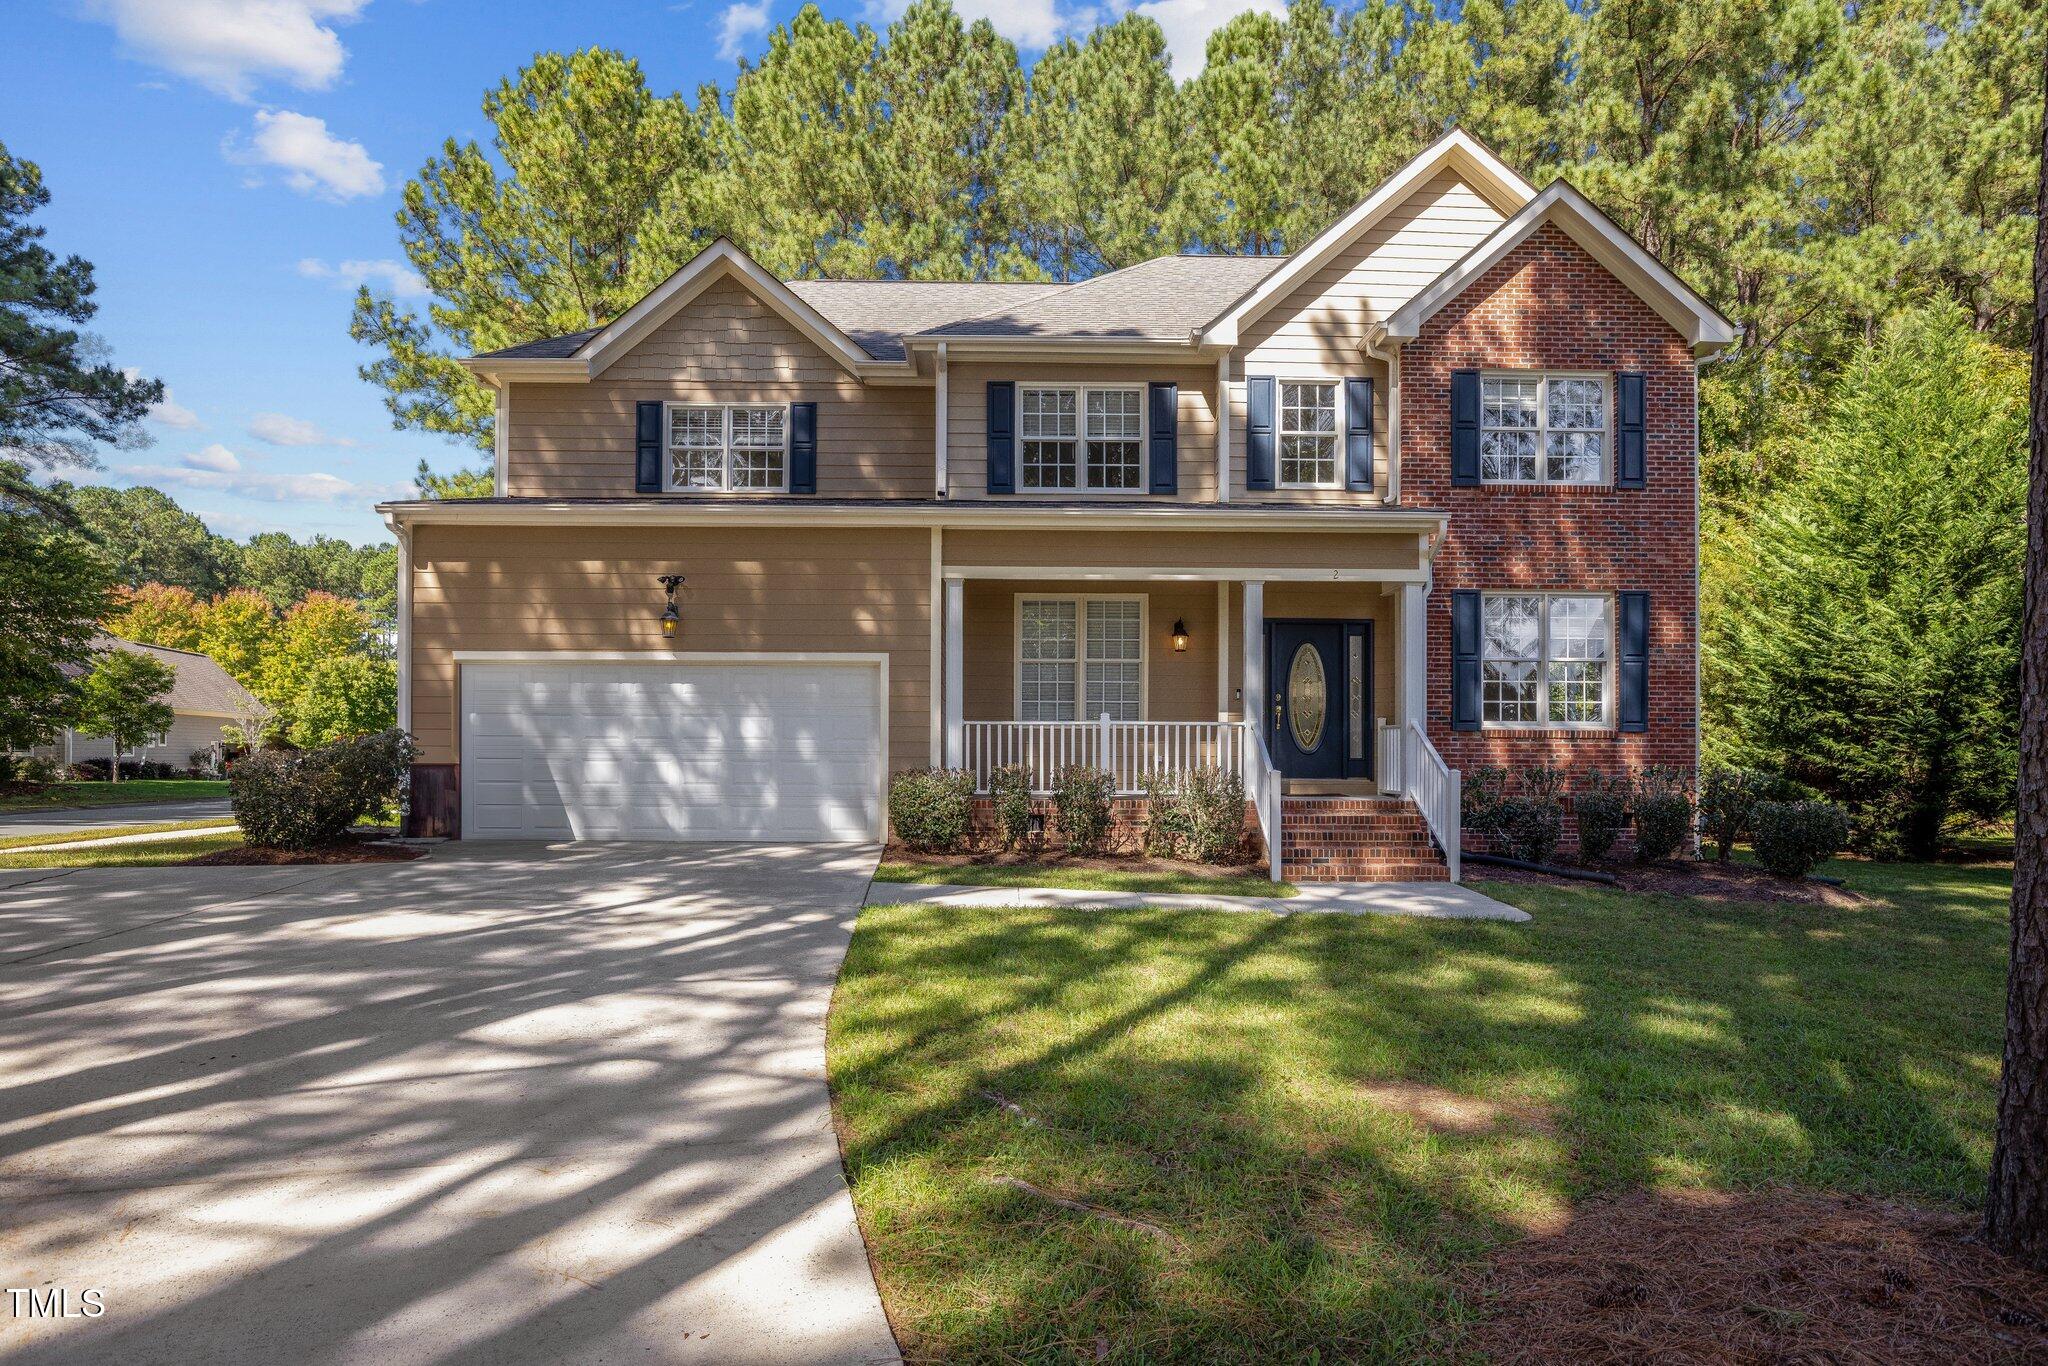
[247, 412, 356, 447]
[716, 1, 771, 61]
[122, 368, 203, 429]
[296, 256, 426, 298]
[123, 463, 405, 505]
[84, 0, 370, 102]
[181, 443, 241, 473]
[1135, 0, 1284, 78]
[226, 110, 384, 201]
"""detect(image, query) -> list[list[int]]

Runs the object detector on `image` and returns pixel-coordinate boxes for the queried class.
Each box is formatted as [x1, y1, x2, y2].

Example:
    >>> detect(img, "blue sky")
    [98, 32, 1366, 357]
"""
[5, 0, 1265, 545]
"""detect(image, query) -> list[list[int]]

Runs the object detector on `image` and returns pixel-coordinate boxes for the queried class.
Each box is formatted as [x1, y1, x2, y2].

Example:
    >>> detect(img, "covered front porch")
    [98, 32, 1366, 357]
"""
[932, 557, 1460, 880]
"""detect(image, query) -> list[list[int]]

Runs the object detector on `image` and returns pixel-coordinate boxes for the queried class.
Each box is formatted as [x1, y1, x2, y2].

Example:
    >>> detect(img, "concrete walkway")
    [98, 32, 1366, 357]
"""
[0, 844, 900, 1365]
[0, 798, 232, 839]
[867, 879, 1530, 922]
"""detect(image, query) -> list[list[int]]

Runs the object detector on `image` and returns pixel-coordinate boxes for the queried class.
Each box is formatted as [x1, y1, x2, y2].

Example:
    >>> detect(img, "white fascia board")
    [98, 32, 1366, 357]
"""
[1383, 181, 1740, 352]
[378, 498, 1448, 536]
[1198, 129, 1538, 348]
[902, 335, 1201, 362]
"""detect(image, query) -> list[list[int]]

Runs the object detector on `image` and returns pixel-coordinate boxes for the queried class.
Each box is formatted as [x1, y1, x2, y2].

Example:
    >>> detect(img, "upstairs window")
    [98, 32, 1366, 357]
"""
[666, 403, 787, 491]
[1019, 386, 1143, 492]
[1018, 596, 1144, 722]
[1480, 374, 1606, 485]
[1481, 592, 1611, 727]
[1279, 381, 1340, 487]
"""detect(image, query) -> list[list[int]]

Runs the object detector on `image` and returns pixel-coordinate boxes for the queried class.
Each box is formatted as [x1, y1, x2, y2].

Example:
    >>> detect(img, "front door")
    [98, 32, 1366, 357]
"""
[1267, 620, 1373, 781]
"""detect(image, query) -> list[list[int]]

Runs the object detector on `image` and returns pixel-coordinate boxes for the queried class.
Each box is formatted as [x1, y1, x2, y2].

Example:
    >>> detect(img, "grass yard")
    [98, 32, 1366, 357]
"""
[874, 860, 1297, 899]
[0, 819, 237, 852]
[0, 831, 245, 869]
[0, 779, 228, 812]
[829, 854, 2016, 1362]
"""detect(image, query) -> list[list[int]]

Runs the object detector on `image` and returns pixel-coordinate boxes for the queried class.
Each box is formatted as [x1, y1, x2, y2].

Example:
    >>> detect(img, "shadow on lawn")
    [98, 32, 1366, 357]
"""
[834, 855, 2013, 1361]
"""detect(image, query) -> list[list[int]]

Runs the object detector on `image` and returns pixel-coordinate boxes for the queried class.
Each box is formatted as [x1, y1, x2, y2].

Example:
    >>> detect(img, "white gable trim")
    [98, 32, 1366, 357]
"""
[1199, 129, 1536, 348]
[1382, 181, 1740, 355]
[581, 240, 879, 377]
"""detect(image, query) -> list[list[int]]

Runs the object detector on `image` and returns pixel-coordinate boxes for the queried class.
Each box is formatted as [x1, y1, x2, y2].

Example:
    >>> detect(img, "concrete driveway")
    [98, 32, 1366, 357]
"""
[0, 799, 233, 839]
[0, 845, 899, 1365]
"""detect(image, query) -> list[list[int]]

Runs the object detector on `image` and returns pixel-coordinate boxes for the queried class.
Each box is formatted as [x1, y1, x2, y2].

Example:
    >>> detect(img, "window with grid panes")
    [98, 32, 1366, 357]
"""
[1479, 375, 1606, 484]
[1480, 592, 1611, 726]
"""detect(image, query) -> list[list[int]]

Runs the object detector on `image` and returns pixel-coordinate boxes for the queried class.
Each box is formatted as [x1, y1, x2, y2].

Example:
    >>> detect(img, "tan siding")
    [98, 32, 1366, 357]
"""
[408, 524, 933, 773]
[1228, 170, 1508, 504]
[504, 277, 933, 498]
[962, 580, 1224, 722]
[942, 527, 1425, 574]
[946, 361, 1219, 502]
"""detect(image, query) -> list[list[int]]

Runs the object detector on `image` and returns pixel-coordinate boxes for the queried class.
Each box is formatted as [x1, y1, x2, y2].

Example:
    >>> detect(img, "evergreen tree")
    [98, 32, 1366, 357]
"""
[0, 142, 163, 472]
[1707, 306, 2027, 856]
[54, 484, 234, 595]
[0, 468, 112, 750]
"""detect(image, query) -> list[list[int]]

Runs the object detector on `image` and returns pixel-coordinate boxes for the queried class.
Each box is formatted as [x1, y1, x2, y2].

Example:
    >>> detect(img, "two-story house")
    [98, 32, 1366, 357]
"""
[378, 130, 1737, 882]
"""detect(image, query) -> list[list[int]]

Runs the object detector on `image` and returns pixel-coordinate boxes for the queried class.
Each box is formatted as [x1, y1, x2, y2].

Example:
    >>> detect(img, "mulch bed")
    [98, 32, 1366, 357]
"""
[1476, 857, 1867, 908]
[1457, 1189, 2048, 1364]
[184, 833, 422, 866]
[882, 845, 1259, 880]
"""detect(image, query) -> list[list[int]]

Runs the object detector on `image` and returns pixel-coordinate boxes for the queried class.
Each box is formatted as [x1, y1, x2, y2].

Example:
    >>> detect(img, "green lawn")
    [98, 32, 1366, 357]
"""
[0, 779, 228, 812]
[875, 860, 1298, 899]
[0, 831, 245, 869]
[829, 854, 2012, 1362]
[0, 818, 238, 852]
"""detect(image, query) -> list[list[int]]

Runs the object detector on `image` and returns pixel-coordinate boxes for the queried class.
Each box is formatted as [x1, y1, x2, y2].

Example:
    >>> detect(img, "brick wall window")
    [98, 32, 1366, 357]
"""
[1482, 592, 1611, 728]
[1481, 373, 1606, 485]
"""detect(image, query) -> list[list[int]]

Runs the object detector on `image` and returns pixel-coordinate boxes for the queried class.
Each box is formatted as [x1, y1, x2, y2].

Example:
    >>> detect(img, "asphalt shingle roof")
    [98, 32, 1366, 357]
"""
[77, 635, 266, 717]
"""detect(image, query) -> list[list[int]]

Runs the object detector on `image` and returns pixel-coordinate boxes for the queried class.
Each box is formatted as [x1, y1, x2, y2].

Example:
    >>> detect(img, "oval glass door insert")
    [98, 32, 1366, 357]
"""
[1287, 642, 1327, 751]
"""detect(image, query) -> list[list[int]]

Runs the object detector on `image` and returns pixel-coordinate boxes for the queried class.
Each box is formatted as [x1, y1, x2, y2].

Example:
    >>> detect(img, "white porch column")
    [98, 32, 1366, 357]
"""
[1242, 579, 1265, 736]
[1399, 581, 1427, 734]
[943, 577, 965, 768]
[1215, 581, 1231, 721]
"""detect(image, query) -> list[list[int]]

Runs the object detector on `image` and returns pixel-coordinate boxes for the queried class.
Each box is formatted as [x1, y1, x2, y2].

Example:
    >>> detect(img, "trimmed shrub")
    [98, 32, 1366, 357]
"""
[1146, 767, 1247, 864]
[1050, 764, 1115, 856]
[1632, 765, 1695, 864]
[1461, 765, 1511, 835]
[1751, 799, 1850, 878]
[230, 729, 417, 851]
[987, 764, 1035, 851]
[888, 768, 974, 852]
[1698, 765, 1760, 862]
[1495, 794, 1564, 865]
[11, 755, 59, 786]
[1467, 765, 1564, 864]
[1573, 770, 1633, 864]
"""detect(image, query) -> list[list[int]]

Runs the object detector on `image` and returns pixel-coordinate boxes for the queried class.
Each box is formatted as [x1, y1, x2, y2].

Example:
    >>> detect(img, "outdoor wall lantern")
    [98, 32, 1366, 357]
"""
[658, 574, 685, 638]
[1171, 619, 1190, 653]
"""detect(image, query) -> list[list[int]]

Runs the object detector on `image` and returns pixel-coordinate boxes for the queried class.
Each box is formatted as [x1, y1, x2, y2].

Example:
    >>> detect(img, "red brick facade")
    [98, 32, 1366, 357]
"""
[1401, 222, 1699, 789]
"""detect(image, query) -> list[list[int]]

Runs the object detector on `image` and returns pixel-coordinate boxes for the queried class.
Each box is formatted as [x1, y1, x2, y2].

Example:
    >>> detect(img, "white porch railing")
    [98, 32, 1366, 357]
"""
[1241, 720, 1284, 883]
[961, 718, 1245, 796]
[1376, 721, 1403, 795]
[1402, 719, 1461, 882]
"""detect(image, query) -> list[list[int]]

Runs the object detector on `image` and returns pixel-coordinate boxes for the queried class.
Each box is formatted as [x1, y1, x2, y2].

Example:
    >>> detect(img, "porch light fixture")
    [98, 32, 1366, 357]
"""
[658, 574, 685, 638]
[1171, 619, 1189, 653]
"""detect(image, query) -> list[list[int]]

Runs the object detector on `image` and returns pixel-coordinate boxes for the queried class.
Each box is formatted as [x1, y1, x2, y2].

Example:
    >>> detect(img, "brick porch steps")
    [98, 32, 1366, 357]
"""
[1280, 797, 1450, 883]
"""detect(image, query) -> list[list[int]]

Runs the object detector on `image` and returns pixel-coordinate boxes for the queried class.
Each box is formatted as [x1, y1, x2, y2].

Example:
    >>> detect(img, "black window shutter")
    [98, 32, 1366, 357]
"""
[1148, 381, 1178, 494]
[1450, 369, 1480, 487]
[1618, 591, 1650, 731]
[986, 381, 1015, 494]
[1615, 372, 1646, 489]
[1452, 589, 1482, 731]
[635, 401, 663, 493]
[1345, 376, 1374, 491]
[1246, 376, 1275, 491]
[788, 402, 817, 493]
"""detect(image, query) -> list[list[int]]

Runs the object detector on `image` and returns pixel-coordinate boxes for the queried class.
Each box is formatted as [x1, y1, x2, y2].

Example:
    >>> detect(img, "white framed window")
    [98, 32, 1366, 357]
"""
[1278, 380, 1341, 488]
[1481, 592, 1611, 727]
[665, 403, 788, 491]
[1016, 595, 1145, 721]
[1018, 386, 1144, 492]
[1480, 374, 1607, 484]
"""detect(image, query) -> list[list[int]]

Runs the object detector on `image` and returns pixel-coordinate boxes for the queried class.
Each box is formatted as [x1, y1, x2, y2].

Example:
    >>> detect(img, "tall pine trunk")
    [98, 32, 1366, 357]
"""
[1985, 48, 2048, 1266]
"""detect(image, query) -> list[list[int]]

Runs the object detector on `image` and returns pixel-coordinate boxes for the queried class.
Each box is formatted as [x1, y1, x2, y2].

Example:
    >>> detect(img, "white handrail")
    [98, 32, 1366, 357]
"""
[1242, 720, 1284, 882]
[962, 718, 1246, 795]
[1402, 720, 1461, 882]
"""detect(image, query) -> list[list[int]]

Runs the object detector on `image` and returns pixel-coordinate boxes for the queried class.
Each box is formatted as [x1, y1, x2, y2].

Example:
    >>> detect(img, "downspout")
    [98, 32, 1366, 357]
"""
[493, 382, 510, 497]
[934, 342, 949, 499]
[1363, 323, 1399, 506]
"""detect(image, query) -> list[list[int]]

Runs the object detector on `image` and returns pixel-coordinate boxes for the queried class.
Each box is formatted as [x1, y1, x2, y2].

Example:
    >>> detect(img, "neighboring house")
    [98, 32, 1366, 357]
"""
[380, 129, 1736, 881]
[34, 636, 264, 774]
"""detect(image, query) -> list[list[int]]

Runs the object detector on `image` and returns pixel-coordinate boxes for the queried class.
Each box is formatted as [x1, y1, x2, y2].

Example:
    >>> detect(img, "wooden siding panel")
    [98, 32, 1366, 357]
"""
[946, 361, 1218, 502]
[408, 523, 933, 773]
[963, 580, 1223, 722]
[504, 277, 933, 498]
[942, 527, 1425, 573]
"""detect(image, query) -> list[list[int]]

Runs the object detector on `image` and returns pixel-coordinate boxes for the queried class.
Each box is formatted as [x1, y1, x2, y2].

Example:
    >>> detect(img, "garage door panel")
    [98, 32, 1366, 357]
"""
[460, 660, 883, 842]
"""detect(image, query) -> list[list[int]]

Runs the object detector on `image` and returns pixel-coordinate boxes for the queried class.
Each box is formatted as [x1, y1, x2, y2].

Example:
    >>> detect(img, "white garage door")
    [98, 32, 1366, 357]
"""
[460, 658, 884, 842]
